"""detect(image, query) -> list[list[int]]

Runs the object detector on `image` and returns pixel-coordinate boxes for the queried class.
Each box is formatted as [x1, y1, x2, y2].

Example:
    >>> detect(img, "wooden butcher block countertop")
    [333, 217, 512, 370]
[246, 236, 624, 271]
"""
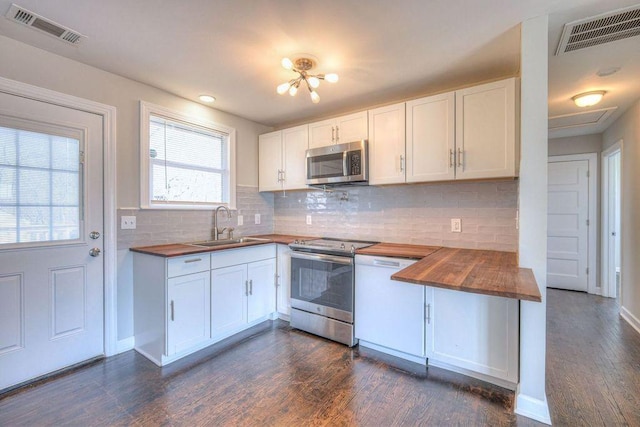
[130, 234, 317, 257]
[357, 244, 541, 302]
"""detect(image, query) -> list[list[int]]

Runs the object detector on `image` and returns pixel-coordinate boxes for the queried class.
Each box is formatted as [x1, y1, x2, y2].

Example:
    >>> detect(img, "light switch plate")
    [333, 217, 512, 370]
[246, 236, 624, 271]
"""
[237, 215, 243, 226]
[451, 218, 461, 233]
[306, 215, 312, 225]
[121, 216, 136, 230]
[254, 213, 261, 225]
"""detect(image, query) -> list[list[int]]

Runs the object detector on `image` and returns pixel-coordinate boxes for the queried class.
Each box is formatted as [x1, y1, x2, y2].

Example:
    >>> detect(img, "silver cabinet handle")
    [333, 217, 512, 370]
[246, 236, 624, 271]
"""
[170, 300, 175, 321]
[373, 259, 400, 267]
[449, 149, 454, 168]
[331, 126, 335, 143]
[335, 125, 340, 142]
[281, 170, 286, 182]
[426, 303, 431, 324]
[89, 248, 101, 257]
[249, 279, 253, 295]
[245, 280, 249, 296]
[457, 148, 463, 168]
[400, 154, 405, 172]
[184, 258, 202, 264]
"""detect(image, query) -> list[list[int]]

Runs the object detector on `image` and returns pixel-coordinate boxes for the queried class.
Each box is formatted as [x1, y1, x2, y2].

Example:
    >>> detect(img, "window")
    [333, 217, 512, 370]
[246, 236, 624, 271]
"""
[140, 101, 236, 209]
[0, 123, 82, 246]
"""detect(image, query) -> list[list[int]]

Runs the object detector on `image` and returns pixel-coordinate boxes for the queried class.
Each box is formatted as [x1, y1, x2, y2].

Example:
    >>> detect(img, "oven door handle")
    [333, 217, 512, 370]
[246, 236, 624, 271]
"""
[290, 251, 354, 265]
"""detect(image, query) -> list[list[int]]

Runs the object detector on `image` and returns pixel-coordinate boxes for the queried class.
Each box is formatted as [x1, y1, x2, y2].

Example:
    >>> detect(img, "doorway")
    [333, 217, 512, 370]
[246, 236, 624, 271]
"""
[547, 153, 597, 293]
[601, 141, 622, 299]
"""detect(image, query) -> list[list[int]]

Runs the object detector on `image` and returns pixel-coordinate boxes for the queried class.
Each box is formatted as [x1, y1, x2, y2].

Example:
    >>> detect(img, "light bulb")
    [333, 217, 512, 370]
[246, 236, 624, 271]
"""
[198, 95, 215, 103]
[289, 85, 298, 96]
[310, 91, 320, 104]
[277, 82, 290, 95]
[281, 58, 293, 70]
[572, 91, 606, 107]
[324, 73, 339, 83]
[307, 76, 320, 89]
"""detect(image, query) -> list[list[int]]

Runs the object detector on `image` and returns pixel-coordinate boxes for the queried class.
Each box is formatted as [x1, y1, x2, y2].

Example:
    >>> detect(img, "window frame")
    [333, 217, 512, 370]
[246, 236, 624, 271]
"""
[139, 101, 236, 210]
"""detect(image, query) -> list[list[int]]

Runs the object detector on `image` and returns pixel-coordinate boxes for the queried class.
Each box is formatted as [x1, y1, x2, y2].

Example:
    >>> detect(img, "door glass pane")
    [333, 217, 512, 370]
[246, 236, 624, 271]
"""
[0, 125, 81, 245]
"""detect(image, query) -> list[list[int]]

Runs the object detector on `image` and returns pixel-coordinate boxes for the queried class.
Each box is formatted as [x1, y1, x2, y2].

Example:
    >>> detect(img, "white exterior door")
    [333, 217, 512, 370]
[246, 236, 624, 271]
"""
[547, 159, 590, 291]
[0, 92, 104, 391]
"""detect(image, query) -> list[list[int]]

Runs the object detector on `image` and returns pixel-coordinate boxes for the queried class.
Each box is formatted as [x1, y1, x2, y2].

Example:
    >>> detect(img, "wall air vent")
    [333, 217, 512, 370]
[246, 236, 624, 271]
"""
[555, 4, 640, 55]
[4, 3, 85, 45]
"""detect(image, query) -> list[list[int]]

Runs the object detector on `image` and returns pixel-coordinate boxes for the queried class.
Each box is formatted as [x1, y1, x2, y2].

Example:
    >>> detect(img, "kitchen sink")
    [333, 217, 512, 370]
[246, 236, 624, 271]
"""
[187, 237, 271, 247]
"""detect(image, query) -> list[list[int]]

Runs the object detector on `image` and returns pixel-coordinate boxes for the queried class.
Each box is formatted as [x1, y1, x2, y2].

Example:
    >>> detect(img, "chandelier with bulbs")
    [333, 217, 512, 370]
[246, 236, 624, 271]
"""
[276, 57, 338, 104]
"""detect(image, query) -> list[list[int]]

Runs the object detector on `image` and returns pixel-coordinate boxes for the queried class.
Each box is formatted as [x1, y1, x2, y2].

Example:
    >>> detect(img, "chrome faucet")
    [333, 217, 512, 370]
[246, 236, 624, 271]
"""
[213, 205, 232, 240]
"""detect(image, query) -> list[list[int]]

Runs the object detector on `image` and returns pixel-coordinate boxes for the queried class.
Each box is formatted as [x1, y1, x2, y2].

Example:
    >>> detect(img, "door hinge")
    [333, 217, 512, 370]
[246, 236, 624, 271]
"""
[586, 219, 590, 226]
[79, 150, 85, 164]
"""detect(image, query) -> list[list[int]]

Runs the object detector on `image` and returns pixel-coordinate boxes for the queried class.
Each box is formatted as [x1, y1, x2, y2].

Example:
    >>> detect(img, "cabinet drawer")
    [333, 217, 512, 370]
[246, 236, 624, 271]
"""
[211, 244, 276, 269]
[167, 254, 210, 278]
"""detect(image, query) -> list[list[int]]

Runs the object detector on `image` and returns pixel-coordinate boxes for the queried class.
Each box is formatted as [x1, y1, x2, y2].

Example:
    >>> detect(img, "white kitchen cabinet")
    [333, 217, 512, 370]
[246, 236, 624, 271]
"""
[276, 244, 292, 318]
[455, 78, 517, 180]
[133, 252, 212, 366]
[406, 92, 456, 183]
[258, 125, 308, 192]
[368, 102, 406, 185]
[354, 255, 426, 363]
[210, 244, 277, 341]
[308, 111, 368, 148]
[425, 287, 519, 388]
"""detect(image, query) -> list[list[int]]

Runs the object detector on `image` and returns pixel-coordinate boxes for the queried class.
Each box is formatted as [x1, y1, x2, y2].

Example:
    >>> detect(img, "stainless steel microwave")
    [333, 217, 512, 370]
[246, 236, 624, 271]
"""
[305, 140, 368, 186]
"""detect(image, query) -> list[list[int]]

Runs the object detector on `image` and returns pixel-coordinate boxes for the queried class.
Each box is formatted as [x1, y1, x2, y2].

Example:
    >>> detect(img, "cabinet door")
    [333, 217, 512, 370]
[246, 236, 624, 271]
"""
[247, 258, 276, 323]
[276, 244, 292, 316]
[426, 287, 519, 384]
[308, 119, 335, 148]
[455, 78, 516, 180]
[406, 92, 455, 183]
[355, 259, 425, 357]
[167, 271, 211, 356]
[211, 264, 247, 339]
[368, 103, 406, 185]
[282, 124, 309, 190]
[258, 131, 283, 192]
[335, 111, 368, 144]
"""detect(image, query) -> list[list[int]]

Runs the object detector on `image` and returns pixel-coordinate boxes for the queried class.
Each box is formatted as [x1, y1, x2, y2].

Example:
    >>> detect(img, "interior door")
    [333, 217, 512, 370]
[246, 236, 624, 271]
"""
[0, 91, 104, 391]
[547, 159, 589, 291]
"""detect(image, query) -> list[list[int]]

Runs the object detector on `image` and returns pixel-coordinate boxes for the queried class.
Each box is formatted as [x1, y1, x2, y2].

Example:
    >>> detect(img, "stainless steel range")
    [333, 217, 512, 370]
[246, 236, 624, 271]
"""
[289, 238, 376, 346]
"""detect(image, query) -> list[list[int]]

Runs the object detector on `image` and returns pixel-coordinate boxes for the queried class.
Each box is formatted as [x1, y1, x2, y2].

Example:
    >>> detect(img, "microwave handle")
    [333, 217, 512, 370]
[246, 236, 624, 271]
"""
[343, 151, 349, 176]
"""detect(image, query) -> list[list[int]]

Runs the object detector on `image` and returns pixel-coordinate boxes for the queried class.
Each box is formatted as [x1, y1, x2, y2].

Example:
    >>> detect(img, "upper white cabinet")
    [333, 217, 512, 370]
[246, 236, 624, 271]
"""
[368, 102, 406, 185]
[455, 78, 517, 180]
[308, 111, 368, 149]
[258, 125, 308, 192]
[406, 92, 456, 183]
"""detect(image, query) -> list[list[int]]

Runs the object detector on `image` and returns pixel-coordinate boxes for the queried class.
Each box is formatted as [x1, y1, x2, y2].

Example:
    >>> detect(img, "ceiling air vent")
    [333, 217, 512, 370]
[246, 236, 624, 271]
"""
[4, 3, 85, 45]
[555, 4, 640, 55]
[548, 107, 617, 131]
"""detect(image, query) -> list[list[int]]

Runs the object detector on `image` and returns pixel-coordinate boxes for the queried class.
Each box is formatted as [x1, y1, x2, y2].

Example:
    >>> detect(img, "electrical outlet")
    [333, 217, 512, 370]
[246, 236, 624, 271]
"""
[237, 215, 243, 226]
[121, 216, 136, 230]
[254, 213, 261, 225]
[451, 218, 461, 233]
[306, 215, 312, 225]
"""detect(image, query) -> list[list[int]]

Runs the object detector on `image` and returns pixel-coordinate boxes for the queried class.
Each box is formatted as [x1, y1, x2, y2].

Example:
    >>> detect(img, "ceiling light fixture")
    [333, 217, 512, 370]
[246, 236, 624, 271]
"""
[199, 95, 216, 103]
[572, 91, 606, 108]
[276, 57, 338, 104]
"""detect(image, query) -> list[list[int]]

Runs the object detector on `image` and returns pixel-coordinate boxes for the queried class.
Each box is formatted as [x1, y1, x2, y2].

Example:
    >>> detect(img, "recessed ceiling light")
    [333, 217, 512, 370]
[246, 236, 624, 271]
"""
[597, 67, 621, 77]
[199, 95, 216, 103]
[572, 91, 606, 108]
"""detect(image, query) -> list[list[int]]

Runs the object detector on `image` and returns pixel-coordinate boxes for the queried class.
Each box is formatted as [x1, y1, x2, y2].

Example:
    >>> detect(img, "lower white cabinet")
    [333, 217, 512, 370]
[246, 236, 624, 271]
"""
[425, 287, 519, 387]
[354, 254, 519, 388]
[276, 244, 292, 317]
[355, 255, 425, 362]
[167, 271, 211, 356]
[211, 245, 276, 341]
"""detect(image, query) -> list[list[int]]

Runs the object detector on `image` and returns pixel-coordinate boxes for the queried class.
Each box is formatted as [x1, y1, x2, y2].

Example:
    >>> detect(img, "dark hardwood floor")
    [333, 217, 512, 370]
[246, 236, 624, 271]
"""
[1, 288, 639, 426]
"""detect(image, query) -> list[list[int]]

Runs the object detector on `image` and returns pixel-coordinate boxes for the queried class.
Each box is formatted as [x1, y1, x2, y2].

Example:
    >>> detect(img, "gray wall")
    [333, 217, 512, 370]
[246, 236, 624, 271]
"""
[603, 98, 640, 328]
[548, 133, 602, 156]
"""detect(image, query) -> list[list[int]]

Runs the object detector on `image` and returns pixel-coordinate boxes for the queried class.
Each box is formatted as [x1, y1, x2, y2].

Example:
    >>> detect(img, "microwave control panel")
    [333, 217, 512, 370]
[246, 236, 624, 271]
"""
[348, 150, 361, 175]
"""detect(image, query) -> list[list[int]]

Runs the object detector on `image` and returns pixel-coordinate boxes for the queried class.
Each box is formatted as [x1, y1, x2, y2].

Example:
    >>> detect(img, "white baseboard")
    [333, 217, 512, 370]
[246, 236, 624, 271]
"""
[621, 306, 640, 335]
[115, 336, 135, 354]
[515, 384, 551, 425]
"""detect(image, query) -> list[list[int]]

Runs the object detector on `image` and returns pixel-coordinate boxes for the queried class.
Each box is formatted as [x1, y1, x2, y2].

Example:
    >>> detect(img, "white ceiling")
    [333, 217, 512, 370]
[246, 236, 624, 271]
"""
[0, 0, 638, 136]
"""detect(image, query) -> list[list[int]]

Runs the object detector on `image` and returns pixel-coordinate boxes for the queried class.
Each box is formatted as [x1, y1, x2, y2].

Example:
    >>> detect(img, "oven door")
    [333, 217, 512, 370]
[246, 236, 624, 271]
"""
[290, 251, 354, 323]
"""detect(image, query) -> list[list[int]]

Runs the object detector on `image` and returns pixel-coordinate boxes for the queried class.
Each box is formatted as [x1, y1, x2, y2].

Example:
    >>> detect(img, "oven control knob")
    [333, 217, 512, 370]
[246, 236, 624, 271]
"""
[293, 240, 299, 244]
[340, 243, 345, 250]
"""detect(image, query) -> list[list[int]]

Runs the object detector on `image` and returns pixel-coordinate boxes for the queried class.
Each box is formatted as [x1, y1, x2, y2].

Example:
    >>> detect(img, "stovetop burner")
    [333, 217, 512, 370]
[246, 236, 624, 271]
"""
[289, 237, 377, 256]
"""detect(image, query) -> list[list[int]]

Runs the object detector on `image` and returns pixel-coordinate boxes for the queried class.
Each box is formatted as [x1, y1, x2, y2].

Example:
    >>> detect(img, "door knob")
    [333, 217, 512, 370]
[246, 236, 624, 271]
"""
[89, 231, 101, 239]
[89, 248, 101, 257]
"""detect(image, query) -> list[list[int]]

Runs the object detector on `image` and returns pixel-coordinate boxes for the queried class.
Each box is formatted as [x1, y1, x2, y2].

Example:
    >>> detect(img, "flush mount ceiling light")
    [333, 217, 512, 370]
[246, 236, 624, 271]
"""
[572, 91, 606, 107]
[199, 95, 216, 103]
[276, 57, 338, 104]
